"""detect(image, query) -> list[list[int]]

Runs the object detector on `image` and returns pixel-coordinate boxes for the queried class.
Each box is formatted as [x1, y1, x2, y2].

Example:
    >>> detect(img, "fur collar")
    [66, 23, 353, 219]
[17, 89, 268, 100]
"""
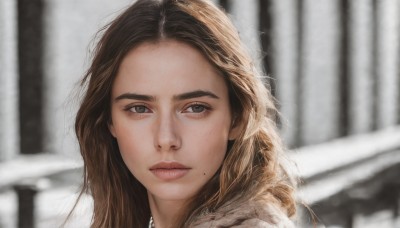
[191, 200, 295, 227]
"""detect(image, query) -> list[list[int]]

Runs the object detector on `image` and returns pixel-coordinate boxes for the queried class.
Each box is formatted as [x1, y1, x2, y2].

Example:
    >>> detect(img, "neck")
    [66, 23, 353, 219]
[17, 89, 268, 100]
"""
[148, 192, 188, 228]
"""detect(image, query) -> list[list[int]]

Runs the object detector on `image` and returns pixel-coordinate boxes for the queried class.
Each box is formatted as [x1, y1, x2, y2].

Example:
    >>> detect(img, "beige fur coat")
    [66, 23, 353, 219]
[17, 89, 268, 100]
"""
[191, 200, 295, 228]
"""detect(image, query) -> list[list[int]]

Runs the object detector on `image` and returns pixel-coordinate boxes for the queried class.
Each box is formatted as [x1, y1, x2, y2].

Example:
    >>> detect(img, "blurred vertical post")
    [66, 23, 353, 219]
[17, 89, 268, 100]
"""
[299, 0, 342, 145]
[371, 0, 379, 131]
[375, 0, 400, 129]
[295, 0, 304, 148]
[18, 0, 44, 154]
[229, 0, 263, 73]
[14, 183, 38, 228]
[259, 0, 274, 96]
[270, 0, 302, 148]
[0, 0, 19, 161]
[348, 0, 375, 134]
[339, 0, 350, 137]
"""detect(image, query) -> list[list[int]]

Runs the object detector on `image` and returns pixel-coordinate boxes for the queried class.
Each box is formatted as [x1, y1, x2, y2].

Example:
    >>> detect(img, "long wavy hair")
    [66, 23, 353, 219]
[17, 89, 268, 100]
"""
[73, 0, 297, 227]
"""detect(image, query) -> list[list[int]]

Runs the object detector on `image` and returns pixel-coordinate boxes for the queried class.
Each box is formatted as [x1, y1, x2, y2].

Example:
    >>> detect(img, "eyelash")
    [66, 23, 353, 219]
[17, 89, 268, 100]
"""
[124, 104, 152, 114]
[183, 103, 212, 114]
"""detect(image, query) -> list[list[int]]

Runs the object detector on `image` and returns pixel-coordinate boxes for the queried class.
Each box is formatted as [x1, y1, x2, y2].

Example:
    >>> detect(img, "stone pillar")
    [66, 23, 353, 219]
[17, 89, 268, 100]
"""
[300, 0, 341, 145]
[271, 0, 299, 148]
[42, 0, 131, 156]
[375, 0, 400, 129]
[348, 0, 375, 134]
[229, 0, 263, 72]
[0, 0, 19, 160]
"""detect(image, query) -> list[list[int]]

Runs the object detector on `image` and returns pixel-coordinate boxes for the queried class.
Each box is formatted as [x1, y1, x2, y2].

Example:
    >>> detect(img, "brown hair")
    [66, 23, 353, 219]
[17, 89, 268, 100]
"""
[73, 0, 297, 227]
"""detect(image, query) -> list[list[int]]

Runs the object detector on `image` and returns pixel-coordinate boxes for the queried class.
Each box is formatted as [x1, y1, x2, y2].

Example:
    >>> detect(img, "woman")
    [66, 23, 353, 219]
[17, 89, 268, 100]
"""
[73, 0, 297, 227]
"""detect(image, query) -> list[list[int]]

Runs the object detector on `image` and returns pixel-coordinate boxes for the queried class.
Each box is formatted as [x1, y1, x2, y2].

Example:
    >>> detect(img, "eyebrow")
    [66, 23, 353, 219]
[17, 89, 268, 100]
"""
[115, 93, 155, 102]
[114, 90, 219, 102]
[173, 90, 219, 100]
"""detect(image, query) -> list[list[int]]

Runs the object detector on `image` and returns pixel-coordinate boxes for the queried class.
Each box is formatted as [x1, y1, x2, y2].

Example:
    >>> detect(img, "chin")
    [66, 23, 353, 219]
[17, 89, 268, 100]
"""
[149, 184, 199, 202]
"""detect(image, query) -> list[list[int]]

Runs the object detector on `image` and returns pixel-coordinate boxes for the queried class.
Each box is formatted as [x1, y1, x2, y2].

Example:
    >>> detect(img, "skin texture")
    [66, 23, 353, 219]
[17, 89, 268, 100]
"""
[109, 40, 239, 227]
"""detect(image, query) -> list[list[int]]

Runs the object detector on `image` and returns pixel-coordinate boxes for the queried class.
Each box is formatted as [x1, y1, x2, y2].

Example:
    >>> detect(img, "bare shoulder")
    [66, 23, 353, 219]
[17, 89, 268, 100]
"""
[192, 200, 296, 228]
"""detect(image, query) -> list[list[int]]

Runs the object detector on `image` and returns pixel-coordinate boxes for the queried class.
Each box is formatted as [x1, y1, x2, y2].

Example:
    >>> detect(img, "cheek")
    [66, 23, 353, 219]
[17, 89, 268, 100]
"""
[189, 121, 230, 166]
[112, 122, 151, 168]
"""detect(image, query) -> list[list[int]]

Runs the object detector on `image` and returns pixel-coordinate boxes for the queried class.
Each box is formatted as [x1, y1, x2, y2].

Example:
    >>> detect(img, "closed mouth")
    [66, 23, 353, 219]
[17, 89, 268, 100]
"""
[149, 161, 191, 180]
[149, 161, 190, 170]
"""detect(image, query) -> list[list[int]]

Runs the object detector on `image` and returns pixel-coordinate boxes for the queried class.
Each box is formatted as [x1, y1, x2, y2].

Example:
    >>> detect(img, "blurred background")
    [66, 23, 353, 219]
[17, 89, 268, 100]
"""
[0, 0, 399, 227]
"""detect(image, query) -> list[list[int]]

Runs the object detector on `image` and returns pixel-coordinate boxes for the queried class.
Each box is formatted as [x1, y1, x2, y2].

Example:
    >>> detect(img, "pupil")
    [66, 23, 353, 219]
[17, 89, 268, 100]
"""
[192, 105, 204, 112]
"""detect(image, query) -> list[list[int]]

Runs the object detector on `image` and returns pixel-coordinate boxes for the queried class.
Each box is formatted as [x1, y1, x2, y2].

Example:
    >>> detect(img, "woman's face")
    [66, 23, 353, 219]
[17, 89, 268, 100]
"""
[109, 40, 238, 202]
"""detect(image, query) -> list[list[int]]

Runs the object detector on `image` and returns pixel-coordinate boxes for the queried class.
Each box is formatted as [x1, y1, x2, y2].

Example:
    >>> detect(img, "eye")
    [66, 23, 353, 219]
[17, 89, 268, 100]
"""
[190, 105, 205, 113]
[126, 105, 151, 113]
[184, 103, 210, 113]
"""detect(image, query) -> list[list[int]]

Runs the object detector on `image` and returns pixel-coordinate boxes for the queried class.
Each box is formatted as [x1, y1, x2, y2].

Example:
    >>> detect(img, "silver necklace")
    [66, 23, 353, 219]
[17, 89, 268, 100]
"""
[148, 216, 155, 228]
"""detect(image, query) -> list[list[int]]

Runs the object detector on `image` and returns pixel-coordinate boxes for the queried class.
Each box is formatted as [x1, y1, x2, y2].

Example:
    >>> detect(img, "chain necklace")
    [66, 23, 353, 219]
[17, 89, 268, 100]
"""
[148, 216, 155, 228]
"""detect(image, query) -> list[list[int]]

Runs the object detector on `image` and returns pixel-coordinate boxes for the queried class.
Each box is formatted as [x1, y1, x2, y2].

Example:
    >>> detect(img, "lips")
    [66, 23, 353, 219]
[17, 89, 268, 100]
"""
[150, 162, 191, 181]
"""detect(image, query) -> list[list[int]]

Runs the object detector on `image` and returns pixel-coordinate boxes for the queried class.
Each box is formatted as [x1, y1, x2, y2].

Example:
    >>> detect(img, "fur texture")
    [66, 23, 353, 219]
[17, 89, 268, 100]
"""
[191, 200, 295, 227]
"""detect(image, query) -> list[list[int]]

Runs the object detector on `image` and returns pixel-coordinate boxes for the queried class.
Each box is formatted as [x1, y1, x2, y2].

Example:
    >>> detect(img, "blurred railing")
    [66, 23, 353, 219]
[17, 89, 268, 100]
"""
[1, 127, 399, 227]
[0, 155, 81, 228]
[292, 126, 400, 227]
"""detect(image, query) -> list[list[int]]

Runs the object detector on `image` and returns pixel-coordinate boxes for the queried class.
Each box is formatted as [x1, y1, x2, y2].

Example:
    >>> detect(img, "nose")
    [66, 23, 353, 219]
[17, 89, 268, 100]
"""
[154, 113, 181, 151]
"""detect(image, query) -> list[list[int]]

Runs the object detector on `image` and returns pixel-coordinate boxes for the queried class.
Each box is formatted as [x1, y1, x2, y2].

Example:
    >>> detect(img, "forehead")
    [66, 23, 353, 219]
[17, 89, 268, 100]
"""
[112, 40, 228, 98]
[119, 39, 218, 75]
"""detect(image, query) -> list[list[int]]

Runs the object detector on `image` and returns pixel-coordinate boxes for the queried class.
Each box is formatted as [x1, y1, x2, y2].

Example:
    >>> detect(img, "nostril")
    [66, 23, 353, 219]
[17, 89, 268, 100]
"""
[156, 138, 181, 151]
